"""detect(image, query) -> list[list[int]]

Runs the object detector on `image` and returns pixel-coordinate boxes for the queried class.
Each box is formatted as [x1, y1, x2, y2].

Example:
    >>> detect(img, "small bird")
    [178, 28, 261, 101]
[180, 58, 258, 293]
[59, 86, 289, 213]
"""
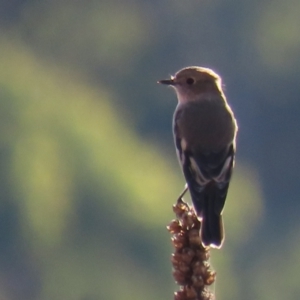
[158, 66, 238, 248]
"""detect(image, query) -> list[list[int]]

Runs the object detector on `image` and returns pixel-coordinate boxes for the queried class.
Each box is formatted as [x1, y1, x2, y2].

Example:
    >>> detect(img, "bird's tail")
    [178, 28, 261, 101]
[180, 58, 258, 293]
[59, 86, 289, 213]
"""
[199, 188, 224, 248]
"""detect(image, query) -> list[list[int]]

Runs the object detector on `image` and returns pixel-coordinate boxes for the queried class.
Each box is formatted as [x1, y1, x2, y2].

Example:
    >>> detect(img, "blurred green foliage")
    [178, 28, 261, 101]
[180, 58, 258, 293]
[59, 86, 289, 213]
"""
[0, 34, 262, 300]
[0, 37, 183, 299]
[0, 0, 299, 299]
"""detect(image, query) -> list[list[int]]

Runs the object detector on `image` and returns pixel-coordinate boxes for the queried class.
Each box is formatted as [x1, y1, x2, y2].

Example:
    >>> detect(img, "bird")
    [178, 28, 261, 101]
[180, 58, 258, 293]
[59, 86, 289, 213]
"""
[158, 66, 238, 248]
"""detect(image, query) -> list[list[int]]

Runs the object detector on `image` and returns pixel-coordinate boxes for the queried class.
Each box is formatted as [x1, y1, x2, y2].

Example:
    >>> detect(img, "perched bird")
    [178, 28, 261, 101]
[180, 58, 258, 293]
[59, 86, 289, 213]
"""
[158, 66, 238, 248]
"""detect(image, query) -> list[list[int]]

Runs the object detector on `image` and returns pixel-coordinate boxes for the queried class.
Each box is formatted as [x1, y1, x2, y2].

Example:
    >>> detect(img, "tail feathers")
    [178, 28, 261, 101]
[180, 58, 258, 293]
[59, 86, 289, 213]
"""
[193, 188, 224, 248]
[201, 211, 224, 248]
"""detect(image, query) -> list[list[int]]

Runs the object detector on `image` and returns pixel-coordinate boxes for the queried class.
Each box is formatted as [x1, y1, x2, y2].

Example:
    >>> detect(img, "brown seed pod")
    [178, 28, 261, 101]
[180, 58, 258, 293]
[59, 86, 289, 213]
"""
[169, 198, 216, 300]
[167, 219, 182, 234]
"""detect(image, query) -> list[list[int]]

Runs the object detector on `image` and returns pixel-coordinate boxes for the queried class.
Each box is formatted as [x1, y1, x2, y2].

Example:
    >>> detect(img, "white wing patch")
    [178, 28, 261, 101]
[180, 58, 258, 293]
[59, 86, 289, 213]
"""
[215, 156, 232, 183]
[190, 157, 210, 186]
[180, 138, 187, 152]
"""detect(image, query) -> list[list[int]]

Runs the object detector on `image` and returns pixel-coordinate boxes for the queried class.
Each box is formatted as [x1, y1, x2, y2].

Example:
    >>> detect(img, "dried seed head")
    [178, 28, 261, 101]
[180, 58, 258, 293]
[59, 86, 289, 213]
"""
[195, 249, 210, 261]
[178, 261, 190, 273]
[205, 271, 216, 286]
[181, 211, 195, 229]
[167, 219, 182, 234]
[191, 274, 204, 288]
[173, 199, 189, 217]
[174, 289, 186, 300]
[192, 261, 207, 276]
[172, 232, 187, 249]
[169, 198, 216, 300]
[200, 289, 215, 300]
[173, 270, 189, 285]
[171, 253, 181, 266]
[185, 285, 197, 299]
[188, 229, 202, 246]
[181, 248, 195, 264]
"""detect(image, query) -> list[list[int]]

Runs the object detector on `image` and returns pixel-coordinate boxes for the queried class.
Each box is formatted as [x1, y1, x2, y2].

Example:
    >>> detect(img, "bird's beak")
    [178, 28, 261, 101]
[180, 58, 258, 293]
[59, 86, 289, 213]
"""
[157, 79, 175, 85]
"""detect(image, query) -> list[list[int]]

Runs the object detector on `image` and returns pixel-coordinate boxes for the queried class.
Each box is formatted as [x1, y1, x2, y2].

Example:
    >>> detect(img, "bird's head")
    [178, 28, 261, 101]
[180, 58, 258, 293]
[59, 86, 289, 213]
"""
[158, 67, 223, 103]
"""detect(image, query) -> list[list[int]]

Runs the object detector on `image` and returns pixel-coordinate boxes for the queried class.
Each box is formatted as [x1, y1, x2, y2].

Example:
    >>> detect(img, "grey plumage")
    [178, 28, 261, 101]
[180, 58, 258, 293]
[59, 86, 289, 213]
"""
[159, 66, 238, 248]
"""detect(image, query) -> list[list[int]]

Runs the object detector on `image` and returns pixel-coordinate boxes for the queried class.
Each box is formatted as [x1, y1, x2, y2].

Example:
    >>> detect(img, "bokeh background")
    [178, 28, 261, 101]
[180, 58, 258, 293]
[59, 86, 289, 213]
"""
[0, 0, 299, 299]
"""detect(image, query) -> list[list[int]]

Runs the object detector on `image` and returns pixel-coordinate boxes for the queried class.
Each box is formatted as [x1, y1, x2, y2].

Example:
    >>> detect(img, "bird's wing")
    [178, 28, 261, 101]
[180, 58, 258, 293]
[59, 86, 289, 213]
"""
[173, 110, 235, 216]
[191, 144, 235, 214]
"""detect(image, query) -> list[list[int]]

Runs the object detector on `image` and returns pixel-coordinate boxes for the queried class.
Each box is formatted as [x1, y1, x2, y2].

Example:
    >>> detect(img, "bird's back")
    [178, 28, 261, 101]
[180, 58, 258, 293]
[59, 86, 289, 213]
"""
[174, 97, 236, 153]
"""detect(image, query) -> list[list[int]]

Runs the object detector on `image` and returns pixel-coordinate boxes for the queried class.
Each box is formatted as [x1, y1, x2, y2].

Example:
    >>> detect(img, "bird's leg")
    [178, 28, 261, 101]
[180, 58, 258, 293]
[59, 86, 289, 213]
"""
[177, 184, 188, 202]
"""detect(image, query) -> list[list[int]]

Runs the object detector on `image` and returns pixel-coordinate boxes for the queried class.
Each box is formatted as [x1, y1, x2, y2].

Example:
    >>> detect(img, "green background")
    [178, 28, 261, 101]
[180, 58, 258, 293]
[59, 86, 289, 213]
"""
[0, 0, 299, 299]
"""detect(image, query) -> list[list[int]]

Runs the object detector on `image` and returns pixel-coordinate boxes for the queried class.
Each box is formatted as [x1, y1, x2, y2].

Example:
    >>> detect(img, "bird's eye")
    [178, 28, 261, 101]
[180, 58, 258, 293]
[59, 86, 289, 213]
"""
[186, 78, 195, 85]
